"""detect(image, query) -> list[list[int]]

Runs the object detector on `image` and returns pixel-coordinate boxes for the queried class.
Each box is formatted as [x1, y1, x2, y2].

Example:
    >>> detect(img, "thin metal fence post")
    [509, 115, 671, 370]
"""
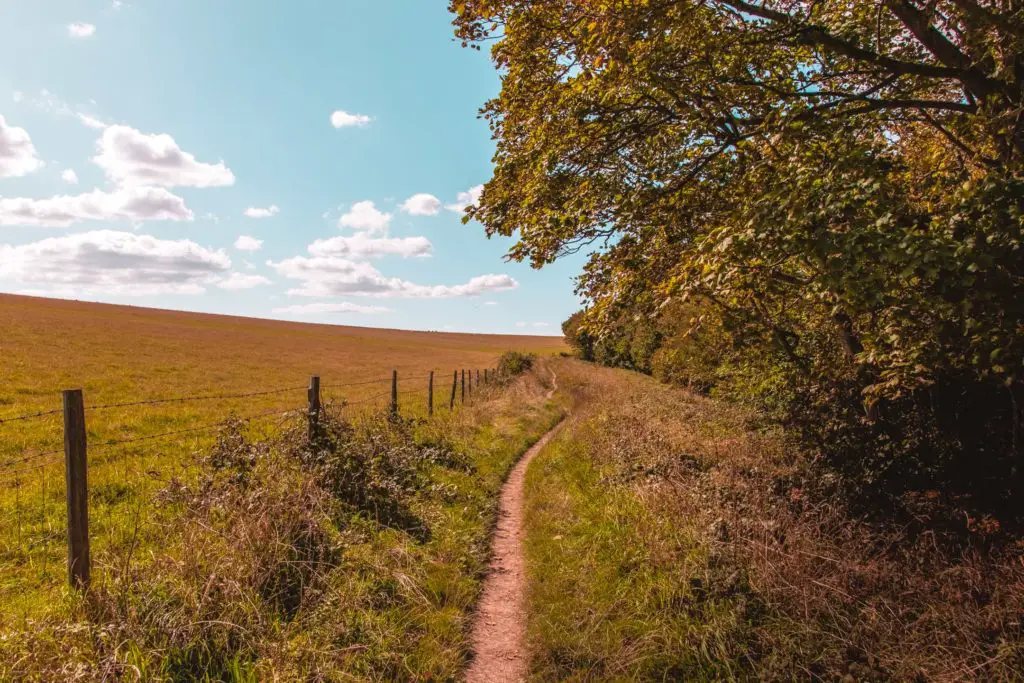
[428, 371, 434, 417]
[450, 371, 458, 410]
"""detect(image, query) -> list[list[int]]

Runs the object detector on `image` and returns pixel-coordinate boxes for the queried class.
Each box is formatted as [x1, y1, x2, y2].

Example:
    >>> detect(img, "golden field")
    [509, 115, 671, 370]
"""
[0, 293, 564, 619]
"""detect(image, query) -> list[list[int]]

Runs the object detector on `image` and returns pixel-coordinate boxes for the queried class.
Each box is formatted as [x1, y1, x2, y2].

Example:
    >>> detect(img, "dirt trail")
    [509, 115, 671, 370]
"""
[465, 370, 563, 683]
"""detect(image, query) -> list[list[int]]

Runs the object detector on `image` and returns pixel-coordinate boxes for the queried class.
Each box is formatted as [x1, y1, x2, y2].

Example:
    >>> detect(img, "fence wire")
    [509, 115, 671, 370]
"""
[0, 363, 502, 608]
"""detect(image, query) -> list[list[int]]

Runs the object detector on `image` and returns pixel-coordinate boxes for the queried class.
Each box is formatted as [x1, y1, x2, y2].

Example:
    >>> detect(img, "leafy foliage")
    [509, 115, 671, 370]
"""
[452, 0, 1024, 517]
[498, 350, 536, 377]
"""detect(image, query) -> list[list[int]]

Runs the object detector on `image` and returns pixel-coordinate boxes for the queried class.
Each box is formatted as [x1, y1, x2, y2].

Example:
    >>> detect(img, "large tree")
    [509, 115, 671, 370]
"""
[452, 1, 1024, 505]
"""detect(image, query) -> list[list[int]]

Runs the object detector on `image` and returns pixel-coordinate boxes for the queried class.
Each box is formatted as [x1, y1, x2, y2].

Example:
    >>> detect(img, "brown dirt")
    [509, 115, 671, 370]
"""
[465, 370, 562, 682]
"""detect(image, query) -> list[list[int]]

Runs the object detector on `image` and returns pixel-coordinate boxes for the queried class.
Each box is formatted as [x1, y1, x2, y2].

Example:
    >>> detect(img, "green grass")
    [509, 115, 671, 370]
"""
[0, 294, 563, 624]
[523, 422, 750, 681]
[522, 358, 1024, 681]
[1, 363, 564, 680]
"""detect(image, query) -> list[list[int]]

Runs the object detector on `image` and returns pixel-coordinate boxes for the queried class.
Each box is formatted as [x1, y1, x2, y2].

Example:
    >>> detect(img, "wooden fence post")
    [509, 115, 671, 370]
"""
[63, 389, 90, 590]
[450, 370, 458, 410]
[308, 376, 321, 441]
[428, 371, 434, 417]
[476, 369, 480, 387]
[468, 368, 473, 401]
[390, 369, 398, 418]
[484, 369, 488, 385]
[461, 369, 466, 403]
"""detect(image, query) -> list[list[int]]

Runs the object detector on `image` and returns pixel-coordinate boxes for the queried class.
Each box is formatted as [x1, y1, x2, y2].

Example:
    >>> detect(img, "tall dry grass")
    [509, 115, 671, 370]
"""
[526, 359, 1024, 681]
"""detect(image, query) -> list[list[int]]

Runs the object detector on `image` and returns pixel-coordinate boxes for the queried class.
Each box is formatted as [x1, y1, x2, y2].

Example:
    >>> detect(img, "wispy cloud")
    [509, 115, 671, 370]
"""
[0, 230, 229, 295]
[272, 302, 390, 315]
[217, 272, 272, 290]
[244, 205, 279, 219]
[234, 235, 264, 252]
[309, 234, 432, 260]
[269, 255, 518, 299]
[68, 23, 97, 38]
[0, 186, 192, 227]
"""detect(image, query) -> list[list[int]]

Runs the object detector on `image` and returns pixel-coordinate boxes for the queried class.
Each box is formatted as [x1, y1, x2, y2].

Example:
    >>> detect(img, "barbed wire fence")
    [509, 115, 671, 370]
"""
[0, 360, 505, 604]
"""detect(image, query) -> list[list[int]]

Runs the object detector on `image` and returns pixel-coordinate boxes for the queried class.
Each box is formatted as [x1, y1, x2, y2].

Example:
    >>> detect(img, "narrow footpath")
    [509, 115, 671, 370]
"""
[465, 371, 563, 683]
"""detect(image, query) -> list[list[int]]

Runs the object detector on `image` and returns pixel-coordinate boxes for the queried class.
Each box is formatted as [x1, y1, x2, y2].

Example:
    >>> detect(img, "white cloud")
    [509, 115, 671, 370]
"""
[484, 301, 498, 306]
[244, 204, 279, 219]
[68, 23, 97, 38]
[330, 110, 372, 128]
[446, 184, 484, 213]
[515, 322, 527, 328]
[78, 113, 106, 129]
[0, 186, 193, 227]
[94, 125, 235, 188]
[400, 193, 441, 216]
[272, 302, 390, 315]
[269, 255, 518, 299]
[309, 234, 432, 260]
[339, 200, 391, 234]
[12, 92, 24, 103]
[533, 322, 550, 328]
[0, 230, 230, 295]
[217, 272, 271, 290]
[61, 169, 79, 184]
[112, 1, 124, 8]
[0, 115, 44, 177]
[234, 235, 264, 252]
[17, 89, 105, 130]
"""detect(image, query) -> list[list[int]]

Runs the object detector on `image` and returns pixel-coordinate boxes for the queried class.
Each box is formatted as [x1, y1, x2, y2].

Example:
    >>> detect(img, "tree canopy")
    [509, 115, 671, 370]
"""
[453, 0, 1024, 511]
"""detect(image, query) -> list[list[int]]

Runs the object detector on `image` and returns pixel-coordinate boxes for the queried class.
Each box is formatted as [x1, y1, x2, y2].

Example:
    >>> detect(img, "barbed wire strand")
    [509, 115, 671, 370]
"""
[89, 407, 303, 454]
[321, 376, 392, 389]
[85, 385, 308, 412]
[0, 407, 63, 426]
[0, 447, 64, 472]
[341, 390, 392, 406]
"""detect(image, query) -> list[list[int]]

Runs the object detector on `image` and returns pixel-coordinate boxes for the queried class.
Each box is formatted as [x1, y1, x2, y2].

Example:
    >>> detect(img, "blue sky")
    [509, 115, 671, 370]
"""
[0, 0, 585, 335]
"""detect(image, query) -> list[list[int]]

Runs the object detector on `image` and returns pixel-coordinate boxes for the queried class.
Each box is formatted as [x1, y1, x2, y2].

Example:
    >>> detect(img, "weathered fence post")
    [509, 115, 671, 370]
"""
[484, 369, 488, 385]
[468, 368, 473, 401]
[461, 369, 466, 403]
[476, 369, 480, 387]
[63, 389, 90, 590]
[450, 370, 458, 410]
[390, 369, 398, 419]
[428, 371, 434, 417]
[308, 376, 321, 441]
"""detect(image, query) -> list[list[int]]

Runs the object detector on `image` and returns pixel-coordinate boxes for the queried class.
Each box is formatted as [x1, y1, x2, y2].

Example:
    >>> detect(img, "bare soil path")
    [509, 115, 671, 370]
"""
[465, 370, 563, 683]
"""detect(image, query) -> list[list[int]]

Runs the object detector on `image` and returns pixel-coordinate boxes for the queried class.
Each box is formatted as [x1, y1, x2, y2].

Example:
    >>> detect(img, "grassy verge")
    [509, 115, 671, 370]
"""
[0, 362, 562, 681]
[524, 359, 1024, 681]
[0, 295, 563, 615]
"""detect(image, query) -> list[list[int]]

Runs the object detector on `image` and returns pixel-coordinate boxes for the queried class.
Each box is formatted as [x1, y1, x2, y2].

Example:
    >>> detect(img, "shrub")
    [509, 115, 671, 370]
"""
[497, 350, 535, 377]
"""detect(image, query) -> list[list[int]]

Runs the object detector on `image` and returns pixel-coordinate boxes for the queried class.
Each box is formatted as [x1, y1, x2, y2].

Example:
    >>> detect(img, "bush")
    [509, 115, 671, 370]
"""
[497, 350, 535, 377]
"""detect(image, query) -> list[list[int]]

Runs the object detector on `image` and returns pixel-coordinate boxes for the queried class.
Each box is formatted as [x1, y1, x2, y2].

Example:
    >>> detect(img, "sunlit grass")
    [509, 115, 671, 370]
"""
[0, 294, 563, 625]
